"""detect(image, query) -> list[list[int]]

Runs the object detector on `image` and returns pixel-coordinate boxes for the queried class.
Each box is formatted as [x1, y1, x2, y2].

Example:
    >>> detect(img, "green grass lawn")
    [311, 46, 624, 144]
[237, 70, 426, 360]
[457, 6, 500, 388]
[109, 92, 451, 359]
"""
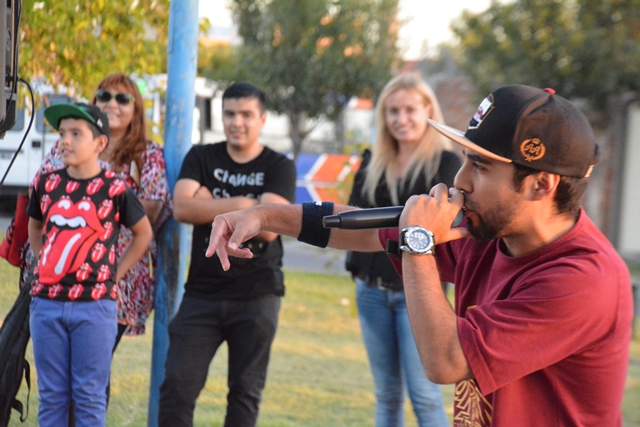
[1, 261, 638, 426]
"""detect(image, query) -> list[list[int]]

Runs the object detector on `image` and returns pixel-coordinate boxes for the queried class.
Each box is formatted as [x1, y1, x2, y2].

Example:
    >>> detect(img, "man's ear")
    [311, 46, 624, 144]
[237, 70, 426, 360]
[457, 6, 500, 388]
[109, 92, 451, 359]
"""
[530, 171, 560, 201]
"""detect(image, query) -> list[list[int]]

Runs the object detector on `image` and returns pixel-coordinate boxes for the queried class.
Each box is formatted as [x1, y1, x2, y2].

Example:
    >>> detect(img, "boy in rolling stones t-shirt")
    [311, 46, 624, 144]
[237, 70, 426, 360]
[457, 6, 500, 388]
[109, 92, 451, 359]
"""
[31, 169, 140, 300]
[27, 102, 152, 427]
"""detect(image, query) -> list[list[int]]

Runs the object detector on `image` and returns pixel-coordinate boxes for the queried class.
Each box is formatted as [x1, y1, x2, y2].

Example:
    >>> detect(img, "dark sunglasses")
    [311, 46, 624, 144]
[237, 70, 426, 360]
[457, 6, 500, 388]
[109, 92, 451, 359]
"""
[95, 89, 134, 105]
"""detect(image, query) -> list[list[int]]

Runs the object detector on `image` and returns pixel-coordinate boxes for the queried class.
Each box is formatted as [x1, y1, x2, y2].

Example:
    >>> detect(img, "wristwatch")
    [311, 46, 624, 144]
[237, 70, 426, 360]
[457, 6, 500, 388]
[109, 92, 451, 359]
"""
[399, 226, 435, 255]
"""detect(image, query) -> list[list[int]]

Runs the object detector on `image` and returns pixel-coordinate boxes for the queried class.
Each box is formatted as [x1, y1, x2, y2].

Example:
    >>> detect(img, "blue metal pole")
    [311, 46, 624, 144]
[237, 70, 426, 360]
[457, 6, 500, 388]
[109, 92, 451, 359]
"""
[147, 1, 199, 425]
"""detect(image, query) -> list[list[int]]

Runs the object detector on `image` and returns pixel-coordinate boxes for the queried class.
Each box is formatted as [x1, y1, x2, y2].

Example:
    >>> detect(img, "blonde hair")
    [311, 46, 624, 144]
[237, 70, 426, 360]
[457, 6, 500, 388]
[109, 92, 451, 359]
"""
[363, 73, 452, 205]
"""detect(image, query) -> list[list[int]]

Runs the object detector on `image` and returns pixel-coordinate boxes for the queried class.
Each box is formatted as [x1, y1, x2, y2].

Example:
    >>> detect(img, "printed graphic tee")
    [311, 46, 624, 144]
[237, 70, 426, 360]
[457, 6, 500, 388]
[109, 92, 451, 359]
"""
[27, 168, 146, 302]
[378, 210, 632, 426]
[178, 142, 296, 300]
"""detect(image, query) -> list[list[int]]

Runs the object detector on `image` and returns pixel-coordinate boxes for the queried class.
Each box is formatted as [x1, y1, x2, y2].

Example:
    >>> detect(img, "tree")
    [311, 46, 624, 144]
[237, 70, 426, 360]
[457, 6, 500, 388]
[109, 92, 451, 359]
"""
[450, 0, 640, 239]
[19, 0, 171, 98]
[202, 0, 401, 159]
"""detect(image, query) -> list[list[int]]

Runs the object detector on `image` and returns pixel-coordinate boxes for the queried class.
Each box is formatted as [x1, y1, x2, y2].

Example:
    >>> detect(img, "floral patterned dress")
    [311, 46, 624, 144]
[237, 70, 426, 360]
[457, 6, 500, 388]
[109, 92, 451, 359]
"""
[28, 140, 172, 335]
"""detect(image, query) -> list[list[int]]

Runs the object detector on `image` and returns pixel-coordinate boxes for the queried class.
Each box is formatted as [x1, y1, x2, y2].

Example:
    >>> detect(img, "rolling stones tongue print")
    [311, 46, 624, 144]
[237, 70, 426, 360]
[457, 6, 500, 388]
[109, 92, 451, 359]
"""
[29, 169, 139, 302]
[38, 195, 108, 284]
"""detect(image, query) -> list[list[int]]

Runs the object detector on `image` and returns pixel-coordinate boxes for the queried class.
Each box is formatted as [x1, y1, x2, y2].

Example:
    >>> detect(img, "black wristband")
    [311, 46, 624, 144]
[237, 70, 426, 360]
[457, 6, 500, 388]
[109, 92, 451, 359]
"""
[298, 201, 334, 248]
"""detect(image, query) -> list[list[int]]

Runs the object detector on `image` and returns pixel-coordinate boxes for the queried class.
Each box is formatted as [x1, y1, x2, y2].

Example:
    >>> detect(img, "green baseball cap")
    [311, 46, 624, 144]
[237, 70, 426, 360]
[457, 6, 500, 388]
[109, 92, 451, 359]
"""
[44, 102, 110, 140]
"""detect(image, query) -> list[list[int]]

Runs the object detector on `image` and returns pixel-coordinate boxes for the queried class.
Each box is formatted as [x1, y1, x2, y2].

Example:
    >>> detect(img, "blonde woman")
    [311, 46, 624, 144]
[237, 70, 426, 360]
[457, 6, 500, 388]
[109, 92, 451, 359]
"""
[346, 73, 461, 427]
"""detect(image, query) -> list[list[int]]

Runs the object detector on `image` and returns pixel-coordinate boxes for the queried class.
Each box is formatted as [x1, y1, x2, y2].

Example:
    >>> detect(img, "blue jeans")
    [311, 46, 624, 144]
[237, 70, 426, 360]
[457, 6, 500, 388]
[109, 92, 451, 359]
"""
[159, 294, 281, 427]
[356, 279, 448, 427]
[29, 297, 117, 427]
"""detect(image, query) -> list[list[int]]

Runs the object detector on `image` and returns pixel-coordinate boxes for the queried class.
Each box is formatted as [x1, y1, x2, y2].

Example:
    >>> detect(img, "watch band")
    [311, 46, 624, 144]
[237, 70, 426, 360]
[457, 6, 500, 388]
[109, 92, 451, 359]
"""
[385, 239, 402, 258]
[385, 227, 436, 258]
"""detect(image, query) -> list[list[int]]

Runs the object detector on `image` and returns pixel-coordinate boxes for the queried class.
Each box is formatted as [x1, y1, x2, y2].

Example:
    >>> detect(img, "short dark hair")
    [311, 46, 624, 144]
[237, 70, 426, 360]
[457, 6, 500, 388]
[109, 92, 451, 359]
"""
[222, 82, 267, 113]
[512, 162, 587, 216]
[60, 117, 103, 139]
[87, 121, 103, 139]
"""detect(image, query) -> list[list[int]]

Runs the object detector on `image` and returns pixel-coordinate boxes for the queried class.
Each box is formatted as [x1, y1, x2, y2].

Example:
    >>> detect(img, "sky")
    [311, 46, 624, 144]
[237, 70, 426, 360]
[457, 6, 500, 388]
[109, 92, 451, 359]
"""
[199, 0, 492, 60]
[397, 0, 492, 59]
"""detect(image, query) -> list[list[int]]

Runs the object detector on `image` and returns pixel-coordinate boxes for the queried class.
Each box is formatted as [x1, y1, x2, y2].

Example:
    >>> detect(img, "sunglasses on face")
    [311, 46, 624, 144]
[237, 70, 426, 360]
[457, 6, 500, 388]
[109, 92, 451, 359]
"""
[95, 89, 134, 105]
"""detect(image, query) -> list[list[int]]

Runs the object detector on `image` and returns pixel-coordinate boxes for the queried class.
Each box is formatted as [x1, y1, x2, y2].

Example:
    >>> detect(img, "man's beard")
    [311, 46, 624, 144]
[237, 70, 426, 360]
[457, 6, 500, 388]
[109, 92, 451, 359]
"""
[465, 198, 516, 242]
[467, 214, 504, 241]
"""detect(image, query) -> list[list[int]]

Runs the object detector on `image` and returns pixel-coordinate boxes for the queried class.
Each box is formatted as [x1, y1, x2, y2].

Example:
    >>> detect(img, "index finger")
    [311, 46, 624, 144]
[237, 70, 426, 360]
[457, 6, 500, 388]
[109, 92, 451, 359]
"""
[206, 216, 255, 271]
[206, 217, 235, 271]
[429, 182, 449, 199]
[205, 217, 228, 258]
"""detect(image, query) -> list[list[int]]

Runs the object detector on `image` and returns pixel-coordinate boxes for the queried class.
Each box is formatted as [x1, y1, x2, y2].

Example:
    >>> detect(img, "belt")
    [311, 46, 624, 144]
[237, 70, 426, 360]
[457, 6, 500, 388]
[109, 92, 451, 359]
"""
[239, 239, 268, 255]
[362, 276, 404, 292]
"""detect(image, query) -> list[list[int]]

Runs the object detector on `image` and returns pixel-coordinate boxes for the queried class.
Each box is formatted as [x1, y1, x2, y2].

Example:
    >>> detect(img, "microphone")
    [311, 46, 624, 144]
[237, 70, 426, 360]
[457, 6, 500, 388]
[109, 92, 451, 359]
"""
[322, 206, 403, 229]
[322, 206, 464, 229]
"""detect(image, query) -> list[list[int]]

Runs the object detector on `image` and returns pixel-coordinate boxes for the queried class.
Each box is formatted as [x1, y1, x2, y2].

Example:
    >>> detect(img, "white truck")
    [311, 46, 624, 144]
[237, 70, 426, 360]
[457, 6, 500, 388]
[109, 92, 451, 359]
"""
[0, 92, 73, 196]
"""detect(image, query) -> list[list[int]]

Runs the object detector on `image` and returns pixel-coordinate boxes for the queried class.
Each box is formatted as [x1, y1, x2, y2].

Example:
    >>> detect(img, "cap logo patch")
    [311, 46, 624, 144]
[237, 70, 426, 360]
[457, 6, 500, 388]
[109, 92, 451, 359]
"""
[520, 138, 546, 162]
[468, 95, 494, 130]
[584, 164, 594, 178]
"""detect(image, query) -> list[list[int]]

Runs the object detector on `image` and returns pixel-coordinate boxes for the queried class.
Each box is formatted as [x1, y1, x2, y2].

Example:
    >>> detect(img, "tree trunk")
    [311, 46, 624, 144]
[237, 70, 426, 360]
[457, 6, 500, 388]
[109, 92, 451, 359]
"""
[335, 110, 346, 153]
[288, 111, 304, 161]
[598, 93, 635, 244]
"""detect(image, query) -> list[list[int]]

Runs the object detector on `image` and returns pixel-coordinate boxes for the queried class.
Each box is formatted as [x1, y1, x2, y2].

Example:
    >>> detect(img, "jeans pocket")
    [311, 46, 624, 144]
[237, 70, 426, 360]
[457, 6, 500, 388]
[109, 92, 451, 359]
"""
[355, 278, 371, 303]
[29, 296, 40, 309]
[94, 299, 117, 318]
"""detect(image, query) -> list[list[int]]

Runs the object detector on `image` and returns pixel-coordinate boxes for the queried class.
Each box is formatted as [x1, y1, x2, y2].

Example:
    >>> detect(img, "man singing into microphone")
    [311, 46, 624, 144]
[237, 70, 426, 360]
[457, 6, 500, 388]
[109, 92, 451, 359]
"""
[205, 85, 633, 426]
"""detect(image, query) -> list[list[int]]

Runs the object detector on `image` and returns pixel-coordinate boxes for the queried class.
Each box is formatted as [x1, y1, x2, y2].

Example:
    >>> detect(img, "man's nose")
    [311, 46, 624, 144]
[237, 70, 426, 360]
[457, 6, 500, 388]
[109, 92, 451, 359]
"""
[453, 163, 471, 194]
[230, 114, 243, 126]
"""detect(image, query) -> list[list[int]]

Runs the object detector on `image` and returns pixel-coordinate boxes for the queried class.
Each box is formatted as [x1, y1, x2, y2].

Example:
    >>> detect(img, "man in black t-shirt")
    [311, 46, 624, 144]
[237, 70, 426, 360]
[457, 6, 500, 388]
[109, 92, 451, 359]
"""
[159, 83, 296, 427]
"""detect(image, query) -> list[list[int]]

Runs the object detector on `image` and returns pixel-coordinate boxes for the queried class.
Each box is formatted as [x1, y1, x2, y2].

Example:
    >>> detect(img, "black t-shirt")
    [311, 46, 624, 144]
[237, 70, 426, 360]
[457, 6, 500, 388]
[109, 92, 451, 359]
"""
[178, 142, 297, 299]
[346, 149, 462, 285]
[27, 168, 146, 301]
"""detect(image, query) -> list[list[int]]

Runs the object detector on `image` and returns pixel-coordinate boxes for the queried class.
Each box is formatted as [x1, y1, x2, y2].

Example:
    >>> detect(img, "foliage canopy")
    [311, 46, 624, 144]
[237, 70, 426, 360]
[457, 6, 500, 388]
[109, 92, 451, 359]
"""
[19, 0, 171, 98]
[451, 0, 640, 109]
[201, 0, 401, 158]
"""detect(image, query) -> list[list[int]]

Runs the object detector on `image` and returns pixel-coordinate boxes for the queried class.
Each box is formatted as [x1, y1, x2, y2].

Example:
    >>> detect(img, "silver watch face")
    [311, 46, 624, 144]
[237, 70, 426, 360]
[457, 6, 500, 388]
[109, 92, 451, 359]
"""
[407, 228, 432, 251]
[401, 226, 434, 254]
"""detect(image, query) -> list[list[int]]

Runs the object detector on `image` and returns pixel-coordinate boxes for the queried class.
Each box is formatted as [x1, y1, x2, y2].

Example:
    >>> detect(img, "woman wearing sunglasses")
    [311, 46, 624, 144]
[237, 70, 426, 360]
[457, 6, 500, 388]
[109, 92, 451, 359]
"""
[24, 72, 172, 416]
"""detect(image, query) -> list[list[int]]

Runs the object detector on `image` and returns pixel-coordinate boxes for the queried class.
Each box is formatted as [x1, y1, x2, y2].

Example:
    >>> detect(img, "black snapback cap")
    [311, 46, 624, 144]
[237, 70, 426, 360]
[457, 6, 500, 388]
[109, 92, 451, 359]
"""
[427, 85, 599, 178]
[44, 102, 110, 140]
